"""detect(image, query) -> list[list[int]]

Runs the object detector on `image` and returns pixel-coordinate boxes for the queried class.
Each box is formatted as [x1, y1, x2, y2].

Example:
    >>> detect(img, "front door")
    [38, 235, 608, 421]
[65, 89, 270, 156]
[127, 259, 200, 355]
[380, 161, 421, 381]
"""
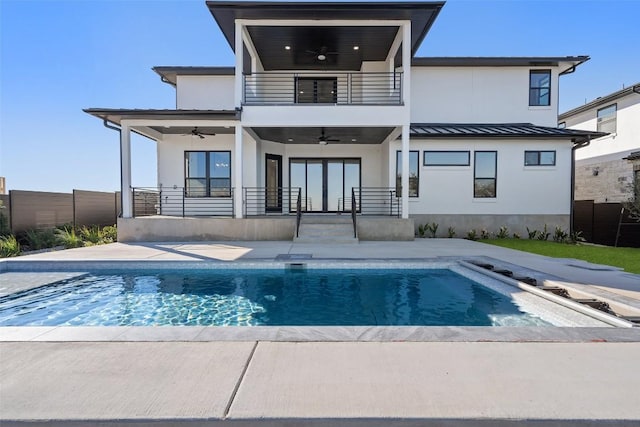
[265, 154, 282, 212]
[289, 158, 361, 213]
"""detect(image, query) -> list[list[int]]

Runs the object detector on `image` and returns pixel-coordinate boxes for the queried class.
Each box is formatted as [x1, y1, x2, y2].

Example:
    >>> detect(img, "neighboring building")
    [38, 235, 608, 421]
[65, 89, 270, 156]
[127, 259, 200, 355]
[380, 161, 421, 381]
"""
[0, 177, 5, 195]
[85, 1, 602, 242]
[559, 83, 640, 203]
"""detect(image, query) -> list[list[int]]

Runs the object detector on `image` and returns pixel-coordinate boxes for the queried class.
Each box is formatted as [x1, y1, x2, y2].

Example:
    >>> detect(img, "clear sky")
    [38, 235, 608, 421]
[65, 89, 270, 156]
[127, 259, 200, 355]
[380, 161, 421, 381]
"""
[1, 0, 639, 193]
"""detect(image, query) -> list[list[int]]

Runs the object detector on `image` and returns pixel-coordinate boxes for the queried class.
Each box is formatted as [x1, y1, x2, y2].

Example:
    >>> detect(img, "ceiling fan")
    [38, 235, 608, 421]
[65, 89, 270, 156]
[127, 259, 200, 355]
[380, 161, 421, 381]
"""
[317, 128, 340, 145]
[183, 127, 216, 139]
[306, 46, 338, 61]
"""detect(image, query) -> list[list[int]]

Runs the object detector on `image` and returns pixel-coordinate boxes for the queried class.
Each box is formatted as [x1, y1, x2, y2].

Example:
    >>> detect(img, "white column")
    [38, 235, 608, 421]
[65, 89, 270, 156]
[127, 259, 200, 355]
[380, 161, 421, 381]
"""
[120, 124, 133, 218]
[234, 124, 244, 218]
[235, 21, 244, 107]
[401, 125, 410, 219]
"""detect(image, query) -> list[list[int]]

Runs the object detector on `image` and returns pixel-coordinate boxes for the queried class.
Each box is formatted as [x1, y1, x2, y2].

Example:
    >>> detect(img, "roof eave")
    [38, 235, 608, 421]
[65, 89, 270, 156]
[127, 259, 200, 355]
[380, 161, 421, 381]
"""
[559, 82, 640, 120]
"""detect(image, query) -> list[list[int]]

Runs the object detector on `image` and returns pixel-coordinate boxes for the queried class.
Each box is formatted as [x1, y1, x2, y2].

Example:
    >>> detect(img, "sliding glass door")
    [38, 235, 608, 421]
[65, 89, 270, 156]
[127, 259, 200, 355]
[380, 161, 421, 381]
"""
[290, 158, 361, 213]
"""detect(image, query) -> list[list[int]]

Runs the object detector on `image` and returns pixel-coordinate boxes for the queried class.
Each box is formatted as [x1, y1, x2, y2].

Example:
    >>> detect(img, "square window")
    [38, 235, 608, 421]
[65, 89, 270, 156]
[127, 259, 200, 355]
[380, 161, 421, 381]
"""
[185, 151, 231, 197]
[524, 150, 556, 166]
[597, 104, 616, 133]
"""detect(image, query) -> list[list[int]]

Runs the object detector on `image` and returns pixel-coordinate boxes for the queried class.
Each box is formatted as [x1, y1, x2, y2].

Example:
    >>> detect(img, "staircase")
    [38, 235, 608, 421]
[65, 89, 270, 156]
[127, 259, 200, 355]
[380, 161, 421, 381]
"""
[294, 216, 358, 244]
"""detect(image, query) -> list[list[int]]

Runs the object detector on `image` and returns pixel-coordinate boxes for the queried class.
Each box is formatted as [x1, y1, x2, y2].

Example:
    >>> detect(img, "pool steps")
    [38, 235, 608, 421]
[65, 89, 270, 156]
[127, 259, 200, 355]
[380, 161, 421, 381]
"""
[467, 260, 640, 326]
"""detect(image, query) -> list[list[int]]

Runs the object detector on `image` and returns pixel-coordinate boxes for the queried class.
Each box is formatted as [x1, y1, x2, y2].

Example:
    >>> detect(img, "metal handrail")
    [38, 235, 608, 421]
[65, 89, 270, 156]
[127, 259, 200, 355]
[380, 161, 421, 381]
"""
[351, 188, 357, 238]
[243, 72, 403, 105]
[295, 188, 302, 238]
[131, 187, 234, 218]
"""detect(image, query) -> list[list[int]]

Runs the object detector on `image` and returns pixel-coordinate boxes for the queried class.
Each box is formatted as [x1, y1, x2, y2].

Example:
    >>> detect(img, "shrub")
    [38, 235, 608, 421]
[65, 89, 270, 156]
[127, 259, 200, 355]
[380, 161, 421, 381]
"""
[23, 228, 58, 250]
[102, 225, 117, 242]
[447, 226, 456, 238]
[417, 224, 426, 238]
[527, 227, 538, 240]
[426, 222, 439, 238]
[553, 226, 569, 243]
[496, 226, 509, 239]
[79, 225, 103, 244]
[537, 224, 550, 241]
[480, 229, 490, 240]
[570, 230, 585, 244]
[56, 228, 84, 249]
[466, 229, 478, 241]
[512, 232, 521, 239]
[0, 235, 20, 257]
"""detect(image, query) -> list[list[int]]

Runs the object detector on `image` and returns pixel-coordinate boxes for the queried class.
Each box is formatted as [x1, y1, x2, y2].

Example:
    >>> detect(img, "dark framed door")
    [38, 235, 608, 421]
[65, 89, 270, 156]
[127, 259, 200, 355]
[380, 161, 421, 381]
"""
[295, 77, 337, 103]
[265, 154, 282, 212]
[289, 158, 361, 213]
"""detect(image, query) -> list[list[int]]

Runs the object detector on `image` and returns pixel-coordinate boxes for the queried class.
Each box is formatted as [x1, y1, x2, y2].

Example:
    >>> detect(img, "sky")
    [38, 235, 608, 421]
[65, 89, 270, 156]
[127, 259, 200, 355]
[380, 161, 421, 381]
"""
[1, 0, 639, 193]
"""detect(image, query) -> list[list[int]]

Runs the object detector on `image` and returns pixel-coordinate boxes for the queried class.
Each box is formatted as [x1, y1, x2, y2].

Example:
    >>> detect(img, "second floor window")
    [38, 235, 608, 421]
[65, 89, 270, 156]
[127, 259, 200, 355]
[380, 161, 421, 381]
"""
[529, 70, 551, 106]
[185, 151, 231, 197]
[597, 104, 617, 133]
[296, 77, 337, 103]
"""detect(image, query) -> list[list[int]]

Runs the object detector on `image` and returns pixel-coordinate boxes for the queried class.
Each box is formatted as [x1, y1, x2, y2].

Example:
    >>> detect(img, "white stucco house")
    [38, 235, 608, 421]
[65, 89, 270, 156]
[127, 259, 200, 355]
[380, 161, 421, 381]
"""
[85, 1, 603, 242]
[559, 83, 640, 204]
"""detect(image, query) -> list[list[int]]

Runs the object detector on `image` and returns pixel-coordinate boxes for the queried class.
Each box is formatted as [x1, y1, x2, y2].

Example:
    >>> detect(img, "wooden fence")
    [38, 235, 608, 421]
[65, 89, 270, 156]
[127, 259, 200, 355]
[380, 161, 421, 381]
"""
[0, 189, 120, 234]
[573, 200, 640, 248]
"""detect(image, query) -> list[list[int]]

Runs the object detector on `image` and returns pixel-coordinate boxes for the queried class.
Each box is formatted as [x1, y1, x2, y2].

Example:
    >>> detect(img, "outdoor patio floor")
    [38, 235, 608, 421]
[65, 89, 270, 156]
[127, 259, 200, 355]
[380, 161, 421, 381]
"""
[1, 239, 639, 425]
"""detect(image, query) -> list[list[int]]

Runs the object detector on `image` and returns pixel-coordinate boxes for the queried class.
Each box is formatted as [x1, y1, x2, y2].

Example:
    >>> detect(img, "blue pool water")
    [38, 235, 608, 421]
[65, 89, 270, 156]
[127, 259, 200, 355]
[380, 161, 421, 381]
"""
[0, 269, 550, 326]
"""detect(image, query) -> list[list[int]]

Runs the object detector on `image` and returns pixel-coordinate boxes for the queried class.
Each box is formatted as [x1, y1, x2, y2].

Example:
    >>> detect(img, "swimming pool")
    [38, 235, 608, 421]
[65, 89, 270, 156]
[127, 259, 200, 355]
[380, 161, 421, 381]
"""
[0, 266, 561, 327]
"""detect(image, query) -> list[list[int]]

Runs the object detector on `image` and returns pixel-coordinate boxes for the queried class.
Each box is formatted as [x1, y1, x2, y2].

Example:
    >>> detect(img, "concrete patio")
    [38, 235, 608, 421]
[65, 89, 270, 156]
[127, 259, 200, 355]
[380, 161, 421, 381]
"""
[1, 239, 639, 425]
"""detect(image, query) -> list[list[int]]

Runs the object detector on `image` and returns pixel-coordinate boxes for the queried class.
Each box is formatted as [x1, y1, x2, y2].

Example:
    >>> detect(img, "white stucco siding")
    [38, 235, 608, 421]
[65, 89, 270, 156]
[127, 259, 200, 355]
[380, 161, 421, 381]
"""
[410, 67, 559, 127]
[176, 76, 235, 110]
[567, 96, 640, 161]
[387, 138, 572, 215]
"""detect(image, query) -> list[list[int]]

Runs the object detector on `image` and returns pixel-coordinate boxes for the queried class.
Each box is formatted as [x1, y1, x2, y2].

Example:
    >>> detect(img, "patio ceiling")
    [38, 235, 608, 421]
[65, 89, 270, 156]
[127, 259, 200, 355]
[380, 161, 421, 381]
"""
[251, 126, 396, 144]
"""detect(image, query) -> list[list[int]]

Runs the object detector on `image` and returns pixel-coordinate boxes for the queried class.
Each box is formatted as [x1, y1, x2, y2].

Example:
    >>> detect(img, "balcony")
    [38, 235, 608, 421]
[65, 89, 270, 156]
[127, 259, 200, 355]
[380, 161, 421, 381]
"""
[243, 72, 403, 106]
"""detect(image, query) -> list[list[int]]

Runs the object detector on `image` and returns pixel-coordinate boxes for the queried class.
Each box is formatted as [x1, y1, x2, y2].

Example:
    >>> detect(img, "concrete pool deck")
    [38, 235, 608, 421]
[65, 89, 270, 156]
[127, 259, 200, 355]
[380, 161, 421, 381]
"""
[1, 239, 640, 425]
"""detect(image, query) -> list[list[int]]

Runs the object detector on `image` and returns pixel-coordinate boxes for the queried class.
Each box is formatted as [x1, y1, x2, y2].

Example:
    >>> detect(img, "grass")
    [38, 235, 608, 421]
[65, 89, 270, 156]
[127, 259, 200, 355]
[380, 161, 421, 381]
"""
[482, 239, 640, 274]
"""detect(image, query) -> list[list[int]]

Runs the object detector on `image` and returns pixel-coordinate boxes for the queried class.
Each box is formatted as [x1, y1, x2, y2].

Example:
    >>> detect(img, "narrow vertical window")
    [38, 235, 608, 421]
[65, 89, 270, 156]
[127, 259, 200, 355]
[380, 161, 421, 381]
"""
[474, 151, 497, 198]
[597, 104, 617, 133]
[396, 151, 419, 197]
[529, 70, 551, 106]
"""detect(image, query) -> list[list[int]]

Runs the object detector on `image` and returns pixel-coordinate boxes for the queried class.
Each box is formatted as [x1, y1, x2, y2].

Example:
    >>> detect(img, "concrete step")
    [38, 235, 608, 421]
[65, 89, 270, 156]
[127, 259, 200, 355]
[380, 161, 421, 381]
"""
[294, 219, 358, 243]
[300, 215, 353, 224]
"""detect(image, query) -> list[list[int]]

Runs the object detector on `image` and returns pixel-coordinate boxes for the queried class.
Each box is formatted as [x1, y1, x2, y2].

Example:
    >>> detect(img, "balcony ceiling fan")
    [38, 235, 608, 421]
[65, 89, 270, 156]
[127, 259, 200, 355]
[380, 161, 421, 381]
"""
[317, 128, 340, 145]
[306, 46, 338, 61]
[183, 127, 216, 139]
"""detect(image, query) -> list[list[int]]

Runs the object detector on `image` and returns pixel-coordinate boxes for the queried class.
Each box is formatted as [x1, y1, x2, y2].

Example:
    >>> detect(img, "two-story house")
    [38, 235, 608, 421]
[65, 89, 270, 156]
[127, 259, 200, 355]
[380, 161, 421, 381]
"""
[85, 1, 603, 242]
[559, 83, 640, 204]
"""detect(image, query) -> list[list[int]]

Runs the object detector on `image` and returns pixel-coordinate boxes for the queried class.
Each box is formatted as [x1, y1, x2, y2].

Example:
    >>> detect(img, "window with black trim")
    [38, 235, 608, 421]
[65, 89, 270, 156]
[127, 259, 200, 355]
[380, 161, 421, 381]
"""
[396, 151, 419, 197]
[474, 151, 497, 198]
[597, 104, 617, 133]
[424, 151, 470, 166]
[529, 70, 551, 106]
[525, 150, 556, 166]
[185, 151, 231, 197]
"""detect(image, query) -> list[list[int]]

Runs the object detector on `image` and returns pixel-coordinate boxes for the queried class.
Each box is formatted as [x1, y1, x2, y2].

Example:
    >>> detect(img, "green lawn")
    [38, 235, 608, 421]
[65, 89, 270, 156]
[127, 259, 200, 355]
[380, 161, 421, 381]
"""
[482, 239, 640, 274]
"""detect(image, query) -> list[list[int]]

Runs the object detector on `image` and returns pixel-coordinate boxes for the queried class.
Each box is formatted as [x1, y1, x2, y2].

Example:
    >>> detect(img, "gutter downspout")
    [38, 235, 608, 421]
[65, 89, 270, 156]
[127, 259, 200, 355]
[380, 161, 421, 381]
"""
[571, 136, 591, 235]
[102, 119, 124, 218]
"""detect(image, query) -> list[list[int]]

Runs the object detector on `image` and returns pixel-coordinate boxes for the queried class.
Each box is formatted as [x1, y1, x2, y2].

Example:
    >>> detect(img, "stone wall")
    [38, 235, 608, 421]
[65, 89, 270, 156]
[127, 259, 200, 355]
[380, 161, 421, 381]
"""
[575, 157, 634, 203]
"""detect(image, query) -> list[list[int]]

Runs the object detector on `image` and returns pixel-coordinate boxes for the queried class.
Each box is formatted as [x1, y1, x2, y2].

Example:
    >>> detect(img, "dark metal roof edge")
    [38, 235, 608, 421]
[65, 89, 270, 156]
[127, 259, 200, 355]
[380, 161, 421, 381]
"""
[83, 109, 241, 124]
[559, 82, 640, 120]
[207, 1, 446, 54]
[623, 150, 640, 161]
[412, 56, 590, 67]
[409, 123, 608, 141]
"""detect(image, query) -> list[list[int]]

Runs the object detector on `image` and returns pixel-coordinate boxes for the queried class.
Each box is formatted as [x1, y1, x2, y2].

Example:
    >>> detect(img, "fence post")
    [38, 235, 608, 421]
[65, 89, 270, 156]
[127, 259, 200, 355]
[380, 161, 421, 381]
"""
[72, 189, 77, 228]
[182, 189, 185, 218]
[132, 188, 136, 219]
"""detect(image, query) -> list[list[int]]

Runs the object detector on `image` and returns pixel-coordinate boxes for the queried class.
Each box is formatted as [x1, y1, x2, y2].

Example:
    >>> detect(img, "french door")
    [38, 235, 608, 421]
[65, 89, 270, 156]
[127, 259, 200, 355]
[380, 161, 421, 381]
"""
[289, 158, 361, 213]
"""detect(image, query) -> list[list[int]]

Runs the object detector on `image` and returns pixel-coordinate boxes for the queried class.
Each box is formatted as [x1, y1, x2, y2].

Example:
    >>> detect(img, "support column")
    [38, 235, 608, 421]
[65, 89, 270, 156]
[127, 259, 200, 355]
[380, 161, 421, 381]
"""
[401, 125, 410, 219]
[234, 124, 244, 218]
[235, 21, 244, 107]
[120, 124, 133, 218]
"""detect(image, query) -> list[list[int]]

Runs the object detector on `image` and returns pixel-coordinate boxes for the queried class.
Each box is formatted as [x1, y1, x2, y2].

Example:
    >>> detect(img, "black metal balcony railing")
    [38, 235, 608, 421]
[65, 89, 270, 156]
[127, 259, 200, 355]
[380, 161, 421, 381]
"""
[353, 187, 402, 218]
[131, 187, 234, 218]
[243, 72, 403, 105]
[243, 187, 301, 217]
